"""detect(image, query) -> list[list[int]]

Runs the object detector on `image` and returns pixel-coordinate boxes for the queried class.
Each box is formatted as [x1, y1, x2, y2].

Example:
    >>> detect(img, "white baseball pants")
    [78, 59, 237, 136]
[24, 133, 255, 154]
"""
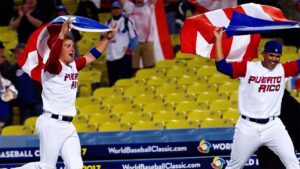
[226, 117, 300, 169]
[13, 114, 83, 169]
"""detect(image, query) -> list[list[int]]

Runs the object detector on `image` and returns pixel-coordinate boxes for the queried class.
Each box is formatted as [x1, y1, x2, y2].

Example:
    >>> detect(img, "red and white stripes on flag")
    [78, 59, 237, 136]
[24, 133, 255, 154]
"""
[17, 16, 110, 82]
[17, 24, 61, 82]
[181, 3, 294, 61]
[187, 0, 237, 14]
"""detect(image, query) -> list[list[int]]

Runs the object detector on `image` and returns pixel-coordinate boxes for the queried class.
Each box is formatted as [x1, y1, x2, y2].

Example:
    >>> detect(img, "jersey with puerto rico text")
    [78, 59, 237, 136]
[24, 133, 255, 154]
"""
[231, 60, 299, 118]
[42, 60, 79, 117]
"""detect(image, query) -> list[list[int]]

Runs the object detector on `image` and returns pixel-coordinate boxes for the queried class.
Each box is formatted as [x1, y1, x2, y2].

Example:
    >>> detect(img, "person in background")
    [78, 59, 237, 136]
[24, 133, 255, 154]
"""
[119, 0, 135, 16]
[10, 0, 47, 44]
[105, 1, 138, 86]
[0, 74, 18, 127]
[129, 0, 157, 73]
[11, 43, 43, 124]
[0, 41, 15, 82]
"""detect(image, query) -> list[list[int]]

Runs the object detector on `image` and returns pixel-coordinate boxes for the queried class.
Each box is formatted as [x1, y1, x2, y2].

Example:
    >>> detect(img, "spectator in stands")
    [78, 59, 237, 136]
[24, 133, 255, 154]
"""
[10, 0, 47, 44]
[11, 43, 43, 124]
[55, 5, 82, 57]
[75, 0, 99, 21]
[0, 0, 14, 26]
[0, 74, 18, 127]
[129, 0, 157, 73]
[0, 41, 15, 82]
[105, 1, 138, 86]
[119, 0, 135, 16]
[256, 89, 300, 169]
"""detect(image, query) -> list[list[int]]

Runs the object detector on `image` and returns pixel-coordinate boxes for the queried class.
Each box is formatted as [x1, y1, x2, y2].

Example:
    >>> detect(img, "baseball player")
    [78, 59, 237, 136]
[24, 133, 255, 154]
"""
[213, 28, 300, 169]
[13, 19, 116, 169]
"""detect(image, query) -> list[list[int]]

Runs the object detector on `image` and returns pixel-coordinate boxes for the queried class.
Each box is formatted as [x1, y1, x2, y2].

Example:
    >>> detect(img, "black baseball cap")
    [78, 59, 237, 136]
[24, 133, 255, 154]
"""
[264, 40, 282, 54]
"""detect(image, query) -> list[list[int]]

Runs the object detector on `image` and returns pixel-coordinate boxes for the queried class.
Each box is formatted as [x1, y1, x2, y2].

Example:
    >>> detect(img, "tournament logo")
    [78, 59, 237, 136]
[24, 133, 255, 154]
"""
[197, 140, 212, 154]
[211, 157, 225, 169]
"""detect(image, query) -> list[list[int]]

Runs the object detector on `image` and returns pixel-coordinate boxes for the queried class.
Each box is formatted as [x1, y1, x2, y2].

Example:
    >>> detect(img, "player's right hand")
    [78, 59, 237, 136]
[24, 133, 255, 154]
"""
[213, 27, 223, 41]
[61, 18, 72, 35]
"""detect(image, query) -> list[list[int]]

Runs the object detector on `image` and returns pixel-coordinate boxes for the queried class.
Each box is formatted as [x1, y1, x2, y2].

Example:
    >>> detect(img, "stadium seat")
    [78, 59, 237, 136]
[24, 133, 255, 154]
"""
[89, 114, 120, 126]
[177, 76, 206, 86]
[111, 104, 143, 115]
[143, 103, 174, 114]
[229, 91, 238, 102]
[187, 110, 221, 122]
[175, 51, 195, 59]
[186, 84, 218, 94]
[175, 101, 209, 112]
[146, 77, 168, 87]
[196, 66, 218, 77]
[76, 96, 101, 110]
[196, 92, 228, 102]
[186, 58, 208, 68]
[93, 87, 123, 98]
[133, 94, 163, 105]
[209, 100, 233, 112]
[74, 123, 97, 133]
[207, 74, 231, 84]
[153, 111, 186, 123]
[200, 118, 235, 128]
[218, 82, 239, 92]
[121, 112, 152, 124]
[114, 78, 138, 88]
[166, 67, 195, 78]
[1, 125, 32, 135]
[222, 109, 240, 122]
[79, 105, 111, 116]
[156, 60, 186, 69]
[165, 120, 199, 129]
[135, 68, 166, 79]
[98, 122, 131, 132]
[24, 116, 38, 128]
[72, 114, 89, 124]
[124, 85, 155, 97]
[155, 84, 185, 96]
[102, 96, 132, 106]
[164, 93, 195, 104]
[132, 121, 164, 131]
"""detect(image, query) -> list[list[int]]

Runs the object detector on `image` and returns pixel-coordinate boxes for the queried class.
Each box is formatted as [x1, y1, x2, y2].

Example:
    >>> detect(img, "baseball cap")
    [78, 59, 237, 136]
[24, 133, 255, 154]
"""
[264, 40, 282, 54]
[112, 1, 123, 8]
[56, 5, 68, 14]
[0, 41, 4, 49]
[10, 43, 26, 53]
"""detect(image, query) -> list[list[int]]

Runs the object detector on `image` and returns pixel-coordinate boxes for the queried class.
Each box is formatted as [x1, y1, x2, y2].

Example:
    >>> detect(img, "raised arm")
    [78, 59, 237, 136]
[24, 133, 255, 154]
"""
[214, 28, 247, 79]
[81, 22, 117, 66]
[45, 19, 72, 74]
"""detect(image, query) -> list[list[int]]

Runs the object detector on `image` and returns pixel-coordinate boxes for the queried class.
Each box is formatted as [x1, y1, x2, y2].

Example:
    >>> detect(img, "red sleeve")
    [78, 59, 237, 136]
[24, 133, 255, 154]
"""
[45, 38, 63, 74]
[282, 60, 299, 77]
[75, 57, 86, 71]
[231, 61, 247, 79]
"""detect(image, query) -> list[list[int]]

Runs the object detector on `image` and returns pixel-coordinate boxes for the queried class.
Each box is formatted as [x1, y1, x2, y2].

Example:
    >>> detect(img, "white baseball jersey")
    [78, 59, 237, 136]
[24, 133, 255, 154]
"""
[42, 60, 78, 117]
[129, 0, 155, 42]
[238, 61, 286, 118]
[105, 16, 137, 61]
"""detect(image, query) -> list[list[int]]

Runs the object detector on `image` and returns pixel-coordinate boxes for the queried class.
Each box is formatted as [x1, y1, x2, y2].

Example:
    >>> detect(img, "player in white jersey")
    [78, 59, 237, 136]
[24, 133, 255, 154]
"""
[13, 19, 116, 169]
[213, 28, 300, 169]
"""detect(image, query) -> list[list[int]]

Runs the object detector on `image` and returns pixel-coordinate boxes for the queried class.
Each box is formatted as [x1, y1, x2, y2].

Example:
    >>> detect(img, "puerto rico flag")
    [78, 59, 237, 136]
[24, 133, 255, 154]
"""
[17, 16, 110, 82]
[187, 0, 237, 14]
[181, 3, 300, 61]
